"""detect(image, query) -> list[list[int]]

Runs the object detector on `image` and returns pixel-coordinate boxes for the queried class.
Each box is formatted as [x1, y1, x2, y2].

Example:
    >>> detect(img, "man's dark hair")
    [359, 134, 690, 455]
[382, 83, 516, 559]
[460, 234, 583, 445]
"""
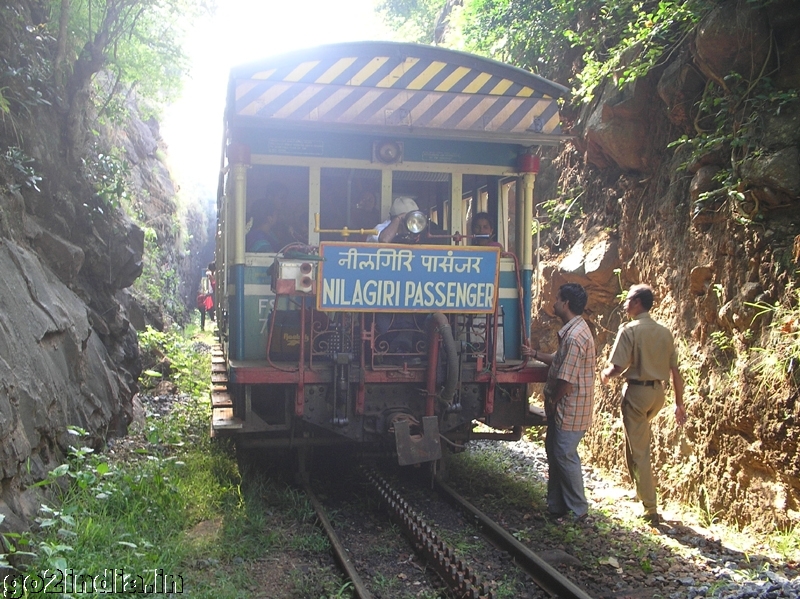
[559, 283, 588, 315]
[627, 284, 654, 310]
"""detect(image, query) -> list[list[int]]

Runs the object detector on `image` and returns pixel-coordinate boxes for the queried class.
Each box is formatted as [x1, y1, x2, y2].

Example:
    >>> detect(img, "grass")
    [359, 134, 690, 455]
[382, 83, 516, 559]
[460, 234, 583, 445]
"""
[445, 437, 800, 575]
[0, 328, 348, 599]
[437, 527, 483, 555]
[139, 325, 212, 397]
[445, 442, 547, 513]
[370, 572, 399, 592]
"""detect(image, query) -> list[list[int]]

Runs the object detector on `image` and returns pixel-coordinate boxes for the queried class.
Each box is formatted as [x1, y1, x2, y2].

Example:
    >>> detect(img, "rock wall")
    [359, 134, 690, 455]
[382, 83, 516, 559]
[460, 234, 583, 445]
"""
[0, 4, 203, 531]
[531, 0, 800, 531]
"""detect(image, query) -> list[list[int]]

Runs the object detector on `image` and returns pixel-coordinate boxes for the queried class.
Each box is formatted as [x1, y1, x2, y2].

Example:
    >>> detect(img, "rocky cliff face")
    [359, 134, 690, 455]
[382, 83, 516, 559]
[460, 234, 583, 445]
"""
[0, 5, 204, 531]
[532, 0, 800, 531]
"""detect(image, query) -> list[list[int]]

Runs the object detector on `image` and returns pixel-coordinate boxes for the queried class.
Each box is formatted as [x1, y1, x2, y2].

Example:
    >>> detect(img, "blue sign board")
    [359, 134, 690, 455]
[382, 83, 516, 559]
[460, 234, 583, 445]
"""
[317, 242, 500, 313]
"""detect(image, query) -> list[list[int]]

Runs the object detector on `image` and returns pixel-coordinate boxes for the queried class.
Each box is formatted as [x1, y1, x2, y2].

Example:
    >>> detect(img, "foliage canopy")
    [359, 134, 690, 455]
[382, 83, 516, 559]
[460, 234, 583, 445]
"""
[380, 0, 710, 102]
[378, 0, 448, 44]
[48, 0, 212, 113]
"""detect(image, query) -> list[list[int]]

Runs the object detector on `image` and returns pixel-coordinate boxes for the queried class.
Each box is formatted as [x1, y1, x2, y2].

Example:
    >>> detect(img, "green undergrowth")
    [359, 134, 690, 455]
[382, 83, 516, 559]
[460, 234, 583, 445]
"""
[0, 333, 344, 599]
[138, 326, 211, 397]
[446, 443, 547, 513]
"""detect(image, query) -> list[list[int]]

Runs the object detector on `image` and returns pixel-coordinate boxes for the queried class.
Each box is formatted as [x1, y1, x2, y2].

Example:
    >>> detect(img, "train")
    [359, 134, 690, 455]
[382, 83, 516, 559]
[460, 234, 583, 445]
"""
[211, 41, 568, 466]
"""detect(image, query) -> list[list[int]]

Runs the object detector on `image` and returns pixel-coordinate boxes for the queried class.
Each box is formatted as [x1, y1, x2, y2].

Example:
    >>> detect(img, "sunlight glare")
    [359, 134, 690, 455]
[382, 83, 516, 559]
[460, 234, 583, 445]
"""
[162, 0, 394, 204]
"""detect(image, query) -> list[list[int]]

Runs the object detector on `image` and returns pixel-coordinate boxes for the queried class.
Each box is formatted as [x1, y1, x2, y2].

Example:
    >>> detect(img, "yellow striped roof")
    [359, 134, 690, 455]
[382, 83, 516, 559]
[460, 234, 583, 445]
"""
[229, 42, 568, 141]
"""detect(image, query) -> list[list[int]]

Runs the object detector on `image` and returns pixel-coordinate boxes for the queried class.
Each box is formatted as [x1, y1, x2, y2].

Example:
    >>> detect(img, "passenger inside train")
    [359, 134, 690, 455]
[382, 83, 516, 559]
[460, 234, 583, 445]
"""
[245, 200, 280, 252]
[350, 190, 380, 238]
[471, 212, 503, 249]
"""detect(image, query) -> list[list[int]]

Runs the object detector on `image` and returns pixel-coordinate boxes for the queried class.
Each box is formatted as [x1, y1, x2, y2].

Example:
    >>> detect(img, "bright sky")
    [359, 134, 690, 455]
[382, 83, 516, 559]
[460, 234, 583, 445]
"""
[161, 0, 395, 206]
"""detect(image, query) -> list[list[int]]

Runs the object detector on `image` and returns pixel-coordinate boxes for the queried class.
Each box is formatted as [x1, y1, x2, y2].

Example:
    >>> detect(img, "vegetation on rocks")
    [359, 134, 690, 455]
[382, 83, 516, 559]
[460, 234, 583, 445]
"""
[381, 0, 800, 534]
[1, 0, 213, 327]
[139, 326, 212, 397]
[0, 0, 214, 546]
[0, 335, 348, 598]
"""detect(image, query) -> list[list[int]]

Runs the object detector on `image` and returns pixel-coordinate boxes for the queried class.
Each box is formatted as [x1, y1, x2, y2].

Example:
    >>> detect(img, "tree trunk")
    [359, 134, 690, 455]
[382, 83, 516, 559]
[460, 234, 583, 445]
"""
[53, 0, 71, 88]
[62, 2, 124, 163]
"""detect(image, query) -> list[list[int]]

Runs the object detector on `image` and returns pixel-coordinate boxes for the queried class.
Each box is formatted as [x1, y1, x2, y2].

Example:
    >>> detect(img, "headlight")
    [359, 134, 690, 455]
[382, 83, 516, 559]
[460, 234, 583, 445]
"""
[404, 210, 428, 234]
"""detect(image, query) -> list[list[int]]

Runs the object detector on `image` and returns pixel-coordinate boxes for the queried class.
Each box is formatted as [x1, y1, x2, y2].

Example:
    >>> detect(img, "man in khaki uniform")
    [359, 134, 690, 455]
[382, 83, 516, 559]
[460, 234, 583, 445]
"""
[600, 284, 686, 525]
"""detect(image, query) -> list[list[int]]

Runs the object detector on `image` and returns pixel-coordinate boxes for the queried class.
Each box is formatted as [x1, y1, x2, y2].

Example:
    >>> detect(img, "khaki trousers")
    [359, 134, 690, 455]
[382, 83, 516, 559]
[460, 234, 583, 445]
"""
[622, 382, 665, 515]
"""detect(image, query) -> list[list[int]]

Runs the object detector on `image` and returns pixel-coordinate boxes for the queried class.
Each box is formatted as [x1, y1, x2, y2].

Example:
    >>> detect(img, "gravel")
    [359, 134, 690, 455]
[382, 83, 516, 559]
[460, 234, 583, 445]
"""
[459, 439, 799, 599]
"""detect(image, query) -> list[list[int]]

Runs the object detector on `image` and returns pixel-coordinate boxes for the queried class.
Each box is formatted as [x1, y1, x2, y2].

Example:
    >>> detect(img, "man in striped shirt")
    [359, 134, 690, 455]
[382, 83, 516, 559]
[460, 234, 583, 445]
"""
[530, 283, 596, 522]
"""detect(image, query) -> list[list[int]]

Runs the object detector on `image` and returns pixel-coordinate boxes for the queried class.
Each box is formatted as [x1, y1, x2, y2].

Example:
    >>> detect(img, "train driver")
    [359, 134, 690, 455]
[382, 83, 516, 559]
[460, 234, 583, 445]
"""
[367, 196, 423, 356]
[367, 196, 421, 244]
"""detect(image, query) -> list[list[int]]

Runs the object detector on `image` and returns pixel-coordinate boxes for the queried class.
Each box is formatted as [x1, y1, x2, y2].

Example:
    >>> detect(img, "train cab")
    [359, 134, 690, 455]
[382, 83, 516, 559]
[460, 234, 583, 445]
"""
[212, 42, 569, 464]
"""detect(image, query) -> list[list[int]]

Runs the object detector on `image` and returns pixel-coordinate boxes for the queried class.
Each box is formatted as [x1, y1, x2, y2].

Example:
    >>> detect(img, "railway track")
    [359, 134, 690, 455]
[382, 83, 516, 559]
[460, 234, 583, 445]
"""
[303, 464, 594, 599]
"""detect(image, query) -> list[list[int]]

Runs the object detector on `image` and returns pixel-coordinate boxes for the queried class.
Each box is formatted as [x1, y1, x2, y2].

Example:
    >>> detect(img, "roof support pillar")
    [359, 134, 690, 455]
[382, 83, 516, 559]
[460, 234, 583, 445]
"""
[450, 174, 463, 244]
[309, 166, 320, 245]
[522, 172, 535, 336]
[228, 143, 250, 266]
[381, 169, 392, 219]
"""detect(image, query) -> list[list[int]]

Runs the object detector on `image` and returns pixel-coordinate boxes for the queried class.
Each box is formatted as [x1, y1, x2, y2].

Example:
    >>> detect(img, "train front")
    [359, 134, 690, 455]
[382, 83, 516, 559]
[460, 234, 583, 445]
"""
[212, 42, 568, 464]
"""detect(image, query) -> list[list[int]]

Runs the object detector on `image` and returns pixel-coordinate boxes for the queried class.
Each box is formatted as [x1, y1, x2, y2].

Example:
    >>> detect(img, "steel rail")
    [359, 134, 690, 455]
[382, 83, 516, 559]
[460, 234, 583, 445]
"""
[301, 482, 373, 599]
[434, 477, 595, 599]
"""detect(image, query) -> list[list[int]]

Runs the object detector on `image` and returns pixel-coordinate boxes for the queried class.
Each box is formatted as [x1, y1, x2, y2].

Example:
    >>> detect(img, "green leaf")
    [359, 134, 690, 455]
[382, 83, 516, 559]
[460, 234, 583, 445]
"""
[49, 464, 70, 478]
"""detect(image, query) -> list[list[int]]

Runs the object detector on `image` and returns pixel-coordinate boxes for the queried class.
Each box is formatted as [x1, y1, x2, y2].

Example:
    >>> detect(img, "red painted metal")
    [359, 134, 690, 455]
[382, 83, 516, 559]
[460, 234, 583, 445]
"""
[230, 362, 546, 385]
[485, 376, 496, 414]
[517, 153, 540, 173]
[227, 142, 250, 165]
[485, 300, 501, 415]
[230, 366, 330, 385]
[274, 279, 295, 294]
[475, 366, 549, 384]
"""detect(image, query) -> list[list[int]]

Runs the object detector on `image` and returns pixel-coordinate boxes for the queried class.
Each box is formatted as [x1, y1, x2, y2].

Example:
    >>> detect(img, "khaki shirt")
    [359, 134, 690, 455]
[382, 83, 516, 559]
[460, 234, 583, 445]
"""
[609, 312, 676, 381]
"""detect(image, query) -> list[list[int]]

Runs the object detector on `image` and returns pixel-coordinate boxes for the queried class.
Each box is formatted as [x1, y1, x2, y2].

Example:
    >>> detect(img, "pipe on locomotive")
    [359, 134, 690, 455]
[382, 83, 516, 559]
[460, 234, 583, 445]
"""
[229, 142, 251, 360]
[425, 312, 458, 416]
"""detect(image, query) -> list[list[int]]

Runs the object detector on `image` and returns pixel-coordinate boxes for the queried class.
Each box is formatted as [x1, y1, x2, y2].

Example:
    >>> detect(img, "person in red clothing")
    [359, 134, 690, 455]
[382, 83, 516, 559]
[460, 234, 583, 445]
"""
[197, 263, 215, 331]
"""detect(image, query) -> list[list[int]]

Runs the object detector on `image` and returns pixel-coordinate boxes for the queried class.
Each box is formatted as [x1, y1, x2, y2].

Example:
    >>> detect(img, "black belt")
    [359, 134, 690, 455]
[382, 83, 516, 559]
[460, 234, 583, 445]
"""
[627, 379, 657, 386]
